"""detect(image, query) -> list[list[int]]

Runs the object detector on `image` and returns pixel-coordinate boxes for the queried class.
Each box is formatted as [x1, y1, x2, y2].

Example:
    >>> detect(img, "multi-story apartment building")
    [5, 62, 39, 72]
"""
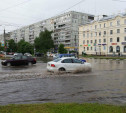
[79, 13, 126, 56]
[9, 11, 94, 51]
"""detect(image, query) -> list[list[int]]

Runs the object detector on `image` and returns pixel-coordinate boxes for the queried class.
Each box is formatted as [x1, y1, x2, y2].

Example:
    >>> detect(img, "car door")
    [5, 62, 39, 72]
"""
[11, 56, 22, 66]
[72, 58, 83, 70]
[61, 58, 73, 71]
[21, 56, 28, 65]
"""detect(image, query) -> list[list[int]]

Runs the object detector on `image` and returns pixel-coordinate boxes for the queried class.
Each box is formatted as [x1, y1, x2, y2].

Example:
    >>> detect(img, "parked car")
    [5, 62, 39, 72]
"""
[24, 53, 32, 56]
[1, 55, 36, 66]
[53, 54, 76, 60]
[47, 57, 91, 72]
[0, 51, 5, 57]
[14, 53, 23, 56]
[6, 52, 14, 55]
[53, 54, 86, 62]
[35, 52, 44, 57]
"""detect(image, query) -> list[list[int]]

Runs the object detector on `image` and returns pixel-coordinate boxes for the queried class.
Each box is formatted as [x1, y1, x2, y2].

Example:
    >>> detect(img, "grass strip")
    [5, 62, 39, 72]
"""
[0, 103, 126, 113]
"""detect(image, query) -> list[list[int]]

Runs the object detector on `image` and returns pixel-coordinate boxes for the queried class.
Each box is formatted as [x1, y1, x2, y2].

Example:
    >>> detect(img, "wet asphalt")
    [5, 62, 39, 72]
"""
[0, 58, 126, 105]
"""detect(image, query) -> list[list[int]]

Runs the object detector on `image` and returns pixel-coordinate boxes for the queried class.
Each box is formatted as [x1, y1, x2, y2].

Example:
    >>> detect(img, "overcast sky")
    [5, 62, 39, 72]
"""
[0, 0, 126, 34]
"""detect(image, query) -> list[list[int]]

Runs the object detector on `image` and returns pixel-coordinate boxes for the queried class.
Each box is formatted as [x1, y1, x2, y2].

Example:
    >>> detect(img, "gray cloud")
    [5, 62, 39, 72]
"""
[0, 0, 125, 34]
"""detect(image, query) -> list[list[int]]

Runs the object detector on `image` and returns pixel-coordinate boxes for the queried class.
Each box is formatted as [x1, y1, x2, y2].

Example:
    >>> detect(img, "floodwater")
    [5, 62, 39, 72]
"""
[0, 58, 126, 105]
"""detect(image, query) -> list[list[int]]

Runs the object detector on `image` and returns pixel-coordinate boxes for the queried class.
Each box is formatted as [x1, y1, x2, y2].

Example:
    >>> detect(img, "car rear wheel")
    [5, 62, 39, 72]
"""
[59, 68, 66, 72]
[28, 62, 32, 66]
[7, 63, 11, 66]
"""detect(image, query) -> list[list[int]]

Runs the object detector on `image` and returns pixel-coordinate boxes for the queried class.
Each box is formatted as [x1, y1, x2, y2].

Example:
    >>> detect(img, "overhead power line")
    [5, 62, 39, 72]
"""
[59, 0, 86, 14]
[0, 0, 33, 13]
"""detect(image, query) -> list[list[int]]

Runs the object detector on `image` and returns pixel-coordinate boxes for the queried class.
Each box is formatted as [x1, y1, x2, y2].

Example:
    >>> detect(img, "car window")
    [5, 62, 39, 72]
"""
[53, 58, 61, 62]
[62, 59, 72, 63]
[72, 59, 82, 63]
[22, 56, 27, 60]
[14, 56, 21, 60]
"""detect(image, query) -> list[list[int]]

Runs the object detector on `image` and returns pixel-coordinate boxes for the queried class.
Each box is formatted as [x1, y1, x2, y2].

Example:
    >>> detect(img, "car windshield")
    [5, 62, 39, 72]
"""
[53, 58, 61, 62]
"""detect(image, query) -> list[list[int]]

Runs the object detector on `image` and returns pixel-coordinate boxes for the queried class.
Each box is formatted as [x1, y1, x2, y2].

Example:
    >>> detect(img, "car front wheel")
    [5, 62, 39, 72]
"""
[7, 62, 11, 66]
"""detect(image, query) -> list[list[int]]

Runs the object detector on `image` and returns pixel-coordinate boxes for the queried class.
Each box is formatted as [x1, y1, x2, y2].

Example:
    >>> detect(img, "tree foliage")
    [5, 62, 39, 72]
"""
[58, 44, 67, 54]
[34, 29, 54, 53]
[0, 43, 4, 51]
[8, 39, 17, 52]
[17, 40, 34, 54]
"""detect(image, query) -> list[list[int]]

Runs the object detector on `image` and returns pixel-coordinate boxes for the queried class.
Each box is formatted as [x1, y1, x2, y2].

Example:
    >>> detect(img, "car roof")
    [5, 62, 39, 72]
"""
[59, 54, 75, 55]
[60, 57, 76, 60]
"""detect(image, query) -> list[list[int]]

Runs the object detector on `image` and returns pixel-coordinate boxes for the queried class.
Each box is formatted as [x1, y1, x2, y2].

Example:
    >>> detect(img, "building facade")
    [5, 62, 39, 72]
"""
[9, 11, 94, 51]
[79, 13, 126, 56]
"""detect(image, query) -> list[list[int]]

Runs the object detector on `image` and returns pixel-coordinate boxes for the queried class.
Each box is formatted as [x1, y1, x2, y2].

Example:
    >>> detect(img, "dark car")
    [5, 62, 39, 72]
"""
[1, 55, 36, 66]
[35, 52, 44, 57]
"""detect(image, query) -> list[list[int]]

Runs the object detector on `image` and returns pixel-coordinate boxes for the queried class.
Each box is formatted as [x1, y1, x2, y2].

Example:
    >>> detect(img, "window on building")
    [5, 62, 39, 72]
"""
[109, 46, 113, 53]
[95, 25, 97, 29]
[87, 40, 89, 44]
[124, 28, 126, 33]
[124, 19, 126, 24]
[91, 33, 93, 37]
[99, 32, 101, 36]
[117, 20, 120, 26]
[83, 33, 85, 38]
[103, 46, 106, 50]
[117, 37, 120, 42]
[99, 24, 101, 28]
[87, 33, 89, 38]
[110, 22, 112, 27]
[94, 46, 96, 51]
[91, 47, 92, 50]
[95, 32, 97, 36]
[104, 31, 106, 35]
[91, 40, 93, 43]
[84, 47, 85, 50]
[87, 47, 89, 51]
[124, 46, 126, 52]
[124, 36, 126, 41]
[110, 30, 113, 35]
[117, 29, 120, 33]
[95, 40, 97, 44]
[104, 23, 106, 28]
[116, 46, 120, 52]
[103, 39, 106, 43]
[83, 40, 85, 44]
[99, 39, 101, 43]
[110, 38, 113, 42]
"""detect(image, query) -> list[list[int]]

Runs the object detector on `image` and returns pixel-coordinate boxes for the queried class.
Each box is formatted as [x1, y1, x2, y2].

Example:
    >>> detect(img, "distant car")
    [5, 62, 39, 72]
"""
[7, 52, 14, 55]
[53, 54, 76, 60]
[14, 53, 23, 56]
[35, 52, 44, 57]
[1, 55, 36, 66]
[24, 53, 32, 57]
[47, 57, 91, 72]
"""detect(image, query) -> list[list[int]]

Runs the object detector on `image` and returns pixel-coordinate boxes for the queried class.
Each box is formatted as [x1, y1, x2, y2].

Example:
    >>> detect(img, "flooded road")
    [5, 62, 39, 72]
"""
[0, 58, 126, 105]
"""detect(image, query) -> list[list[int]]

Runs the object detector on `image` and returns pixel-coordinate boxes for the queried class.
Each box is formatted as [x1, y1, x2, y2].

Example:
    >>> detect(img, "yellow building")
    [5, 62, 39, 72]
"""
[79, 14, 126, 56]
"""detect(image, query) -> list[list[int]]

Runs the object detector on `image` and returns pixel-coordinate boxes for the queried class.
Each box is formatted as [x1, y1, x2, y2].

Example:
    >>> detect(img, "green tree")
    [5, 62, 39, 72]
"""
[0, 43, 4, 51]
[34, 29, 54, 53]
[58, 44, 67, 54]
[8, 39, 17, 52]
[17, 40, 34, 54]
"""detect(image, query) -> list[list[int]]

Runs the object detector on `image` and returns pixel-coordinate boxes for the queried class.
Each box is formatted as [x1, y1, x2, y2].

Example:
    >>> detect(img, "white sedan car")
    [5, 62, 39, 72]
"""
[47, 57, 91, 72]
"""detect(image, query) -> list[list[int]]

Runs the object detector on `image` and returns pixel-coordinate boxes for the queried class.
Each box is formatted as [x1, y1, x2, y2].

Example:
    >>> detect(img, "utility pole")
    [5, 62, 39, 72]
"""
[3, 28, 6, 56]
[4, 29, 5, 47]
